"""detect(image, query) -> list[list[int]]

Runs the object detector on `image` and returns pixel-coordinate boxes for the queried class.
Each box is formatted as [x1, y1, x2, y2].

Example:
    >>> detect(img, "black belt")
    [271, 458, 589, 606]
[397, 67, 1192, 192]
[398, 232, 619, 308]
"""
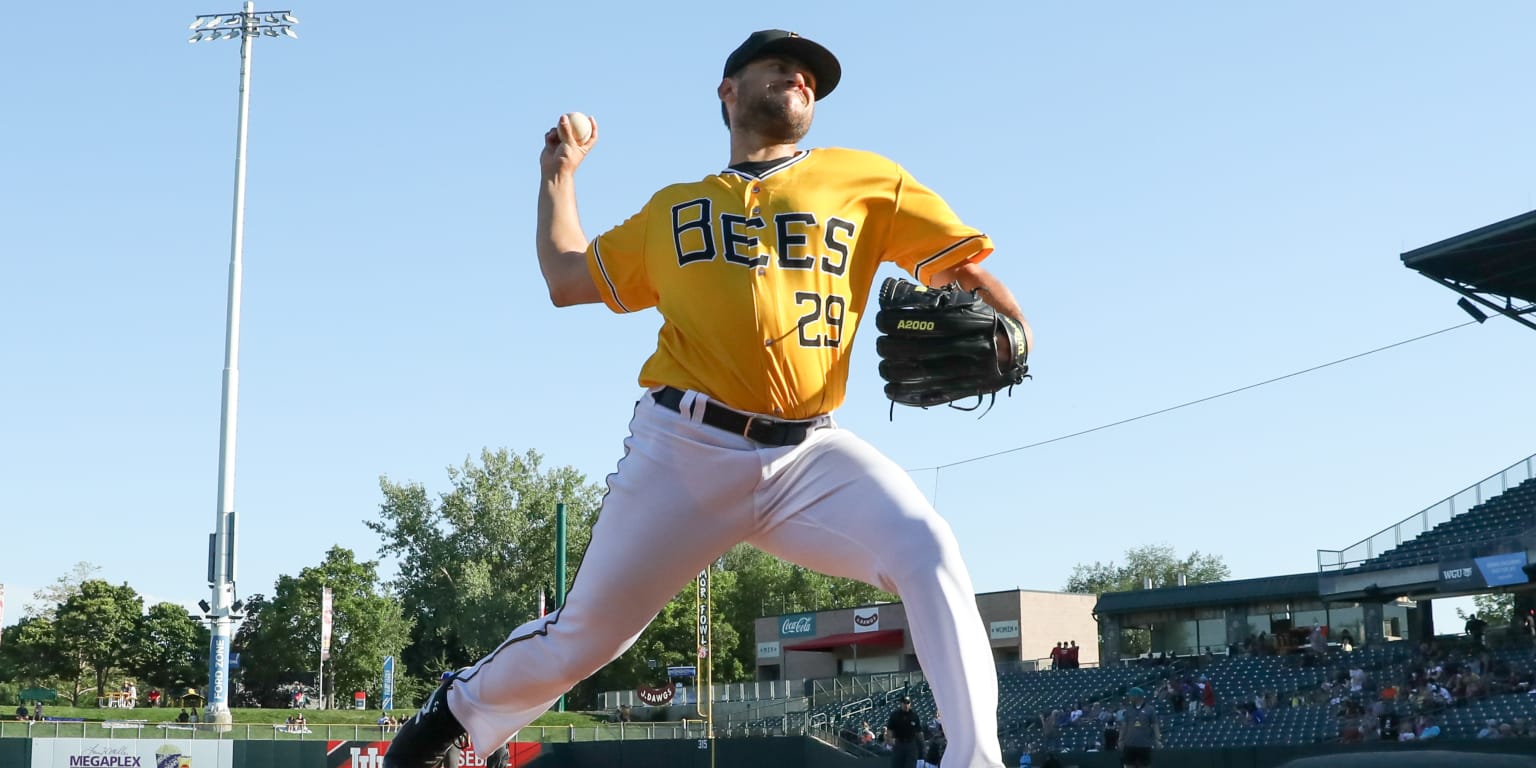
[651, 387, 819, 447]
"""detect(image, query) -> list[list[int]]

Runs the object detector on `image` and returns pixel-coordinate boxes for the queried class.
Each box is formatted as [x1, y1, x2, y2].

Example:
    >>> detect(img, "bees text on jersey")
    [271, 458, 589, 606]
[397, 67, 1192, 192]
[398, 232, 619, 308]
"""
[585, 148, 993, 419]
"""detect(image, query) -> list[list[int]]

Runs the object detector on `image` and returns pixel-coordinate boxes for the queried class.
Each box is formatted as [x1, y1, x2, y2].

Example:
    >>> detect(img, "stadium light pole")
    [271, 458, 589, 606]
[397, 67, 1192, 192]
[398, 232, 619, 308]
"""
[187, 2, 299, 728]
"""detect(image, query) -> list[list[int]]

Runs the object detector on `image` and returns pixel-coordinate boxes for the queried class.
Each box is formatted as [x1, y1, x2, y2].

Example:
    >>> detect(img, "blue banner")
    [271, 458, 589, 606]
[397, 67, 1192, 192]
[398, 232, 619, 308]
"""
[1476, 552, 1530, 587]
[382, 656, 395, 712]
[209, 632, 230, 711]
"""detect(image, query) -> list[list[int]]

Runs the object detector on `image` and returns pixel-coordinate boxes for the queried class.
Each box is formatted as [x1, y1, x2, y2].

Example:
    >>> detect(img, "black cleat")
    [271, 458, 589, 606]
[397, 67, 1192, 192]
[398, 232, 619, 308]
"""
[384, 680, 465, 768]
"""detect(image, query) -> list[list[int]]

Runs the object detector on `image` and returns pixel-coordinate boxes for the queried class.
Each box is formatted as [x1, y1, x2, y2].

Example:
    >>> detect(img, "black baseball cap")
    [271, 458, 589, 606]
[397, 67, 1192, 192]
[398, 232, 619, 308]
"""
[723, 30, 841, 100]
[900, 696, 912, 703]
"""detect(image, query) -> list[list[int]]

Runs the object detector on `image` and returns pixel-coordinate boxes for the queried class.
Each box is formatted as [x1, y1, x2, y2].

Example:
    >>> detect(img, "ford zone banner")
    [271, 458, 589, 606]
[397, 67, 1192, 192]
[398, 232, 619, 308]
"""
[31, 739, 232, 768]
[326, 740, 541, 768]
[1440, 552, 1531, 589]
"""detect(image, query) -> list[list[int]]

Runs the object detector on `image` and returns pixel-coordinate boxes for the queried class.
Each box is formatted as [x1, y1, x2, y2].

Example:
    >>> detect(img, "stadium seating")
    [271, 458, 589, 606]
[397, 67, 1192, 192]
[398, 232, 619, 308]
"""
[1351, 478, 1536, 572]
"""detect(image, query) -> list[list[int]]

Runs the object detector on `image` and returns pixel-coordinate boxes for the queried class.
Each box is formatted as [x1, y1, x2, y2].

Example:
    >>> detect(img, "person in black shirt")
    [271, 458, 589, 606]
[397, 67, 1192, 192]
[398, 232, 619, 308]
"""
[886, 696, 923, 768]
[1465, 613, 1488, 647]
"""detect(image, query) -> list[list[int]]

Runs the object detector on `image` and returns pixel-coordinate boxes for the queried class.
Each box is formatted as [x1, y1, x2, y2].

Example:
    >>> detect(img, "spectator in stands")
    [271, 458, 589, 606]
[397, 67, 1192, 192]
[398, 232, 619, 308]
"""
[1200, 676, 1217, 718]
[13, 705, 26, 722]
[1348, 665, 1365, 693]
[1339, 629, 1354, 652]
[1066, 641, 1080, 670]
[1307, 624, 1327, 664]
[1416, 715, 1440, 741]
[860, 721, 876, 746]
[178, 709, 190, 724]
[1465, 613, 1489, 647]
[1379, 709, 1400, 741]
[148, 689, 161, 708]
[1049, 642, 1064, 670]
[1102, 714, 1120, 750]
[1039, 710, 1059, 744]
[1477, 719, 1500, 739]
[918, 722, 945, 768]
[885, 695, 923, 768]
[1118, 688, 1158, 768]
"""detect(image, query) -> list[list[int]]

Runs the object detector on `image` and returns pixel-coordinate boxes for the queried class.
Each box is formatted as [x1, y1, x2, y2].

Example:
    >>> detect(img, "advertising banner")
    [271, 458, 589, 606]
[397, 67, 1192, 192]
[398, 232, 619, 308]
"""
[381, 656, 395, 712]
[1440, 551, 1530, 589]
[325, 740, 540, 768]
[756, 641, 781, 659]
[320, 587, 334, 661]
[696, 569, 710, 660]
[208, 634, 228, 713]
[30, 738, 232, 768]
[778, 613, 816, 638]
[852, 607, 880, 634]
[989, 620, 1021, 640]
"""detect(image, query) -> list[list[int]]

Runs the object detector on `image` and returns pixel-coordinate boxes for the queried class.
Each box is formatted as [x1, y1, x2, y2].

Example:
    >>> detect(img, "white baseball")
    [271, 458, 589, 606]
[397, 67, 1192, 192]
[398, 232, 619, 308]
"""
[562, 111, 592, 144]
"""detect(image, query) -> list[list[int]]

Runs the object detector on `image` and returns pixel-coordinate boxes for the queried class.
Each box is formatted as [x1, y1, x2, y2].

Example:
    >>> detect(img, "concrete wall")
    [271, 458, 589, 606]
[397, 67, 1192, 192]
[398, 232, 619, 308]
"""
[1018, 591, 1100, 667]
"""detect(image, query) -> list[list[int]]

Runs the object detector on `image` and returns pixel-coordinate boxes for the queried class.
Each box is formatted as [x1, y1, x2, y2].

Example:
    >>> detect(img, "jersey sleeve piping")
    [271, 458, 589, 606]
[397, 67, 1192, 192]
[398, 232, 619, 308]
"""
[914, 235, 991, 284]
[588, 240, 632, 313]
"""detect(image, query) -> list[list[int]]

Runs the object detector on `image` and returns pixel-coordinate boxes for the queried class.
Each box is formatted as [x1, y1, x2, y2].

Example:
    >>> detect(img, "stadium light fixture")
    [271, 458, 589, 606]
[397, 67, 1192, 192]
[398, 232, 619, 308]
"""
[185, 0, 299, 728]
[1457, 297, 1489, 324]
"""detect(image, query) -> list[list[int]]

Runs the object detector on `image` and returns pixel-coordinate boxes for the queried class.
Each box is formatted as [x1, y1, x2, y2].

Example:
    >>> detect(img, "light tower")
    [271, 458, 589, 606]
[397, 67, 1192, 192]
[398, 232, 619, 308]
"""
[187, 2, 298, 727]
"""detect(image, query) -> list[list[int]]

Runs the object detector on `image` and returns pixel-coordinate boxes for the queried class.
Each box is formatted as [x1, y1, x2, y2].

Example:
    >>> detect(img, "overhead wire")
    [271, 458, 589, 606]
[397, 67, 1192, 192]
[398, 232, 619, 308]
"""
[907, 318, 1481, 477]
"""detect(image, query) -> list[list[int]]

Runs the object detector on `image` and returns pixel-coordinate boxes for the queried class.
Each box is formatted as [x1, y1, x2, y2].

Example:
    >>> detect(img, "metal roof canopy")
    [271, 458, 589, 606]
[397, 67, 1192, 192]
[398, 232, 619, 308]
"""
[782, 629, 905, 652]
[1094, 572, 1322, 617]
[1402, 208, 1536, 331]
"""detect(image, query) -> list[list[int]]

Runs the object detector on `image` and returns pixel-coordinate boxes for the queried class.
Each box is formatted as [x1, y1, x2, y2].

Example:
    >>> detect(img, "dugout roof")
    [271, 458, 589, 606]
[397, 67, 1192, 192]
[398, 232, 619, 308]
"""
[1402, 208, 1536, 330]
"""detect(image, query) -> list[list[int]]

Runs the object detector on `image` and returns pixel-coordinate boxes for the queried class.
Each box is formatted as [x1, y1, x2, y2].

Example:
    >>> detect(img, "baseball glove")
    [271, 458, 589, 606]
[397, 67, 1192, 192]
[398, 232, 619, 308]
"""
[873, 277, 1030, 410]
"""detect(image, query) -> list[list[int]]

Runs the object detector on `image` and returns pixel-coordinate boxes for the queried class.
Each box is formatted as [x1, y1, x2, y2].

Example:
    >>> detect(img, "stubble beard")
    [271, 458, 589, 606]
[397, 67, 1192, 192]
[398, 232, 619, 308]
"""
[737, 88, 812, 144]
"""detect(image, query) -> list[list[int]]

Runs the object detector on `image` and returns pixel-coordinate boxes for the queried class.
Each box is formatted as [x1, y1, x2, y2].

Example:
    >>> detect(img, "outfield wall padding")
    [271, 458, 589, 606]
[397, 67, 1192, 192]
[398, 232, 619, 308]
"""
[0, 738, 29, 768]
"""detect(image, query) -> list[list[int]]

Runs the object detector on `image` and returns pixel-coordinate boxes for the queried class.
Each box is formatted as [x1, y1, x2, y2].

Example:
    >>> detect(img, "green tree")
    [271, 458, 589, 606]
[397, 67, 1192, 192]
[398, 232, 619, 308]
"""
[367, 448, 602, 697]
[238, 546, 412, 708]
[1064, 544, 1230, 657]
[717, 544, 892, 681]
[131, 602, 209, 696]
[1456, 593, 1514, 627]
[28, 562, 102, 620]
[54, 580, 143, 702]
[0, 617, 65, 689]
[1065, 544, 1230, 595]
[230, 593, 267, 705]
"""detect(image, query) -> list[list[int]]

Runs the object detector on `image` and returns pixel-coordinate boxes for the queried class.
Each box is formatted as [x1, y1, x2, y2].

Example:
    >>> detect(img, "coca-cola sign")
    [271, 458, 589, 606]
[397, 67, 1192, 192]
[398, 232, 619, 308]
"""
[779, 612, 816, 637]
[852, 607, 880, 633]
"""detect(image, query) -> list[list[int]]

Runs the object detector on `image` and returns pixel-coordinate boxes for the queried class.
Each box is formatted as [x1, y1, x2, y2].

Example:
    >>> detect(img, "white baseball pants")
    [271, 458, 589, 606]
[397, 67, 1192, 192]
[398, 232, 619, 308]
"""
[447, 388, 1003, 768]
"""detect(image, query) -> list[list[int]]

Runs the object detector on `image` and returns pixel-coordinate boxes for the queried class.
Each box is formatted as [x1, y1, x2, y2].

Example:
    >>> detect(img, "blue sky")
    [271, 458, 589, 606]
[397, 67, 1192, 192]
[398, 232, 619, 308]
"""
[4, 2, 1534, 634]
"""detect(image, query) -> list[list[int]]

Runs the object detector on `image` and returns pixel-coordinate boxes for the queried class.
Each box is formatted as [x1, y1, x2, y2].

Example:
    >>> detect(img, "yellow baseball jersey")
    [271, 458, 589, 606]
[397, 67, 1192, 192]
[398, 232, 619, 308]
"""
[585, 147, 993, 419]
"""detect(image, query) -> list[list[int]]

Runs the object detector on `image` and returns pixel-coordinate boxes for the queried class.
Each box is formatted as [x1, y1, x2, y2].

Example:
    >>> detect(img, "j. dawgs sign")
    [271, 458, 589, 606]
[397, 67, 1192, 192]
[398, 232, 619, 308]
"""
[853, 607, 880, 633]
